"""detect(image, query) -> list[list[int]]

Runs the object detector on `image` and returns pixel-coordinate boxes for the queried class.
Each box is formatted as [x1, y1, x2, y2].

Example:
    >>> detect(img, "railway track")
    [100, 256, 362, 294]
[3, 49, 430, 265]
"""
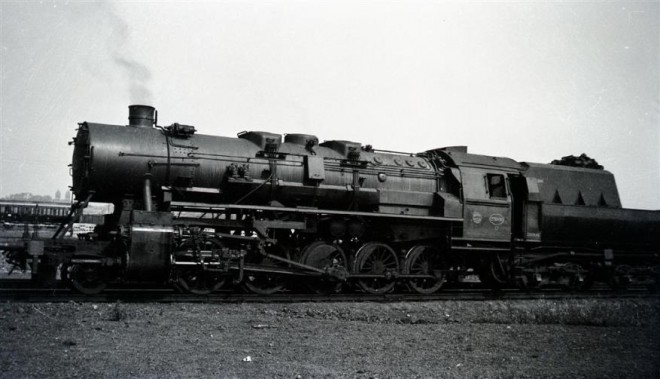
[0, 280, 656, 303]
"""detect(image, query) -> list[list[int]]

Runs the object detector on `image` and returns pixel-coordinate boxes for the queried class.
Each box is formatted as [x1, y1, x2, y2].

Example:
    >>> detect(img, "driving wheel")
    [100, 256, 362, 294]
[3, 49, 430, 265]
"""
[403, 245, 445, 294]
[353, 242, 399, 294]
[300, 241, 347, 294]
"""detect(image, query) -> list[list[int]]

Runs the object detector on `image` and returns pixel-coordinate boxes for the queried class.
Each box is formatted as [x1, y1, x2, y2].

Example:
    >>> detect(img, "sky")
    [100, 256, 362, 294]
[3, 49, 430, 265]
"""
[0, 0, 658, 209]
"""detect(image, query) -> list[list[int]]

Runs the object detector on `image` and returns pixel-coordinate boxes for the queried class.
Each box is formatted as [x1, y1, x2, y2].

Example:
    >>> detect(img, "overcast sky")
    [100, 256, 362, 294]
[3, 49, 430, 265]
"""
[1, 1, 658, 209]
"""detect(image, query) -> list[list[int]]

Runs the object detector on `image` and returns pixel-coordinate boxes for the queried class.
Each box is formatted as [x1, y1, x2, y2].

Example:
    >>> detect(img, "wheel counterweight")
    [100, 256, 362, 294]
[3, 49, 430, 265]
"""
[299, 241, 348, 294]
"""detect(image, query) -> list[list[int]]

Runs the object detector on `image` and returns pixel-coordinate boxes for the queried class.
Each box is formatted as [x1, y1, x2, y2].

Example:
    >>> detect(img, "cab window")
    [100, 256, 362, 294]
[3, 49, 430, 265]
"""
[487, 174, 507, 199]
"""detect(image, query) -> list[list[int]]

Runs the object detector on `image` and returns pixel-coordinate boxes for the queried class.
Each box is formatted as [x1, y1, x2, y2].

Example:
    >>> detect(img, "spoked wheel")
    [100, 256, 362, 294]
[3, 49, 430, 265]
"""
[64, 262, 108, 295]
[646, 267, 660, 292]
[403, 245, 445, 294]
[479, 254, 510, 288]
[33, 261, 58, 288]
[608, 264, 633, 290]
[300, 241, 348, 294]
[353, 242, 399, 294]
[563, 263, 594, 291]
[241, 248, 287, 295]
[579, 272, 596, 291]
[241, 264, 286, 295]
[174, 238, 226, 295]
[177, 268, 226, 295]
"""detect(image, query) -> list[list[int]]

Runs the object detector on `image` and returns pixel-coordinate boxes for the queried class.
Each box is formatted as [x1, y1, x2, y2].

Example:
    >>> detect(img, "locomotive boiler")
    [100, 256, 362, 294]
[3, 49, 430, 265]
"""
[4, 105, 660, 294]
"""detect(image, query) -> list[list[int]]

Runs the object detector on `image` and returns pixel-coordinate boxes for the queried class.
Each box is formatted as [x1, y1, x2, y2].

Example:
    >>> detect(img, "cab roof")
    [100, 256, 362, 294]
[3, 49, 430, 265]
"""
[436, 150, 522, 172]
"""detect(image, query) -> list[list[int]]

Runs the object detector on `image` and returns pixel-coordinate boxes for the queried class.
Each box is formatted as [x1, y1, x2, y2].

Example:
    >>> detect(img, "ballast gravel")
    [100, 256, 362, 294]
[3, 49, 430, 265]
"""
[0, 298, 659, 378]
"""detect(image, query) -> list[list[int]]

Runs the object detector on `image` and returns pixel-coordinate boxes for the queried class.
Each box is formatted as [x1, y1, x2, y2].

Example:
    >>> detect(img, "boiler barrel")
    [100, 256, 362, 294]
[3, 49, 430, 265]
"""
[71, 122, 440, 212]
[72, 123, 257, 202]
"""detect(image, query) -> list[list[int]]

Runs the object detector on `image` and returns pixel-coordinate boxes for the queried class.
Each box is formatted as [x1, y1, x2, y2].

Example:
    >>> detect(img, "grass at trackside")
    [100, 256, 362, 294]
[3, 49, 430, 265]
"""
[466, 298, 660, 326]
[253, 298, 660, 327]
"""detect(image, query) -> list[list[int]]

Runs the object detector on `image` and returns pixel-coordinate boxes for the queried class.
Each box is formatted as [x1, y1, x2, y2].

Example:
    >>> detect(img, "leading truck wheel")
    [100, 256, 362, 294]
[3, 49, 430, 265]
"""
[32, 261, 58, 288]
[177, 268, 226, 295]
[64, 263, 108, 295]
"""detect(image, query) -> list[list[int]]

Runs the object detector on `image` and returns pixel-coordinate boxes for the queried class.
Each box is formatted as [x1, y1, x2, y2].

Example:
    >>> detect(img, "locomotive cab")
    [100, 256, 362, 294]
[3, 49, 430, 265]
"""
[434, 149, 521, 243]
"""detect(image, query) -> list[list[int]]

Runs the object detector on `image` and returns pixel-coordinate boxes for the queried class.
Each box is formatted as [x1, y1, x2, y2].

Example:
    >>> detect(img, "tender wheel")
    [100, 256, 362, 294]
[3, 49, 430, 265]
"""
[608, 264, 632, 290]
[580, 274, 595, 291]
[174, 238, 226, 295]
[300, 241, 348, 294]
[647, 266, 660, 292]
[65, 263, 108, 295]
[403, 245, 445, 294]
[353, 242, 399, 294]
[569, 264, 595, 291]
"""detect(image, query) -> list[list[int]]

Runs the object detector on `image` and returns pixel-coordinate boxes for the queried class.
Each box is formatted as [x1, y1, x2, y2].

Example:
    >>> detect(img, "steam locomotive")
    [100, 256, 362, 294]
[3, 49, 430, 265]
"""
[2, 105, 659, 294]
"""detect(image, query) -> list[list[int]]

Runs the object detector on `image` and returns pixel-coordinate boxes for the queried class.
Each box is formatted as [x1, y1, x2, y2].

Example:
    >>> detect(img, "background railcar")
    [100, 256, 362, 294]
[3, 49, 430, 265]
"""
[0, 201, 71, 225]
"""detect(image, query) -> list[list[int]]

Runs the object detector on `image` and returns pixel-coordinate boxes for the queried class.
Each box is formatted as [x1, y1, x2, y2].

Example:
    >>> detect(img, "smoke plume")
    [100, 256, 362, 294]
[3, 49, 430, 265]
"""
[105, 2, 153, 104]
[114, 57, 153, 104]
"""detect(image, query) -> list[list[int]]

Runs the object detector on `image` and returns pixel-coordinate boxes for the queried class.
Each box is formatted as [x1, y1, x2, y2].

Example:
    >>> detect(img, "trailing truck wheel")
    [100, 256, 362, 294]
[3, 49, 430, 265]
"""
[64, 263, 108, 295]
[403, 245, 445, 294]
[479, 255, 510, 288]
[353, 242, 399, 294]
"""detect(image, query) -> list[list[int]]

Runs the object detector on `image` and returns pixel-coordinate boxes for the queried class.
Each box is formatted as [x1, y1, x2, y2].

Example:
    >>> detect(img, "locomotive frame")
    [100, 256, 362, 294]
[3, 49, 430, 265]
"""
[2, 105, 659, 295]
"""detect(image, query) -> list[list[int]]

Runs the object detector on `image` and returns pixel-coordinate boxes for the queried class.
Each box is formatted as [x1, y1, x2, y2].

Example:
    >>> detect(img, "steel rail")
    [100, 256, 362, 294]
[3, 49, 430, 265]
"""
[0, 286, 656, 303]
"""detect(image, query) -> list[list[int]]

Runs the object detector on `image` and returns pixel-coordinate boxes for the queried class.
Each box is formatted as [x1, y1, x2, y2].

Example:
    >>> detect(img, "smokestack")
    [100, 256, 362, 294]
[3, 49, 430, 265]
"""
[128, 105, 156, 128]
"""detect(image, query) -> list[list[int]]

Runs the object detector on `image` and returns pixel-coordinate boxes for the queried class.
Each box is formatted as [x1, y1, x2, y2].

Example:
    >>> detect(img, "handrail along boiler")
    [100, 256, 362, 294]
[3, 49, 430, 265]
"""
[3, 105, 659, 294]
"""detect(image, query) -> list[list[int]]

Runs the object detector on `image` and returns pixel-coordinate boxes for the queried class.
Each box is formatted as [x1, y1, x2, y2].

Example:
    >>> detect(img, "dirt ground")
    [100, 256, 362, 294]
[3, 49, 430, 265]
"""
[0, 298, 658, 378]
